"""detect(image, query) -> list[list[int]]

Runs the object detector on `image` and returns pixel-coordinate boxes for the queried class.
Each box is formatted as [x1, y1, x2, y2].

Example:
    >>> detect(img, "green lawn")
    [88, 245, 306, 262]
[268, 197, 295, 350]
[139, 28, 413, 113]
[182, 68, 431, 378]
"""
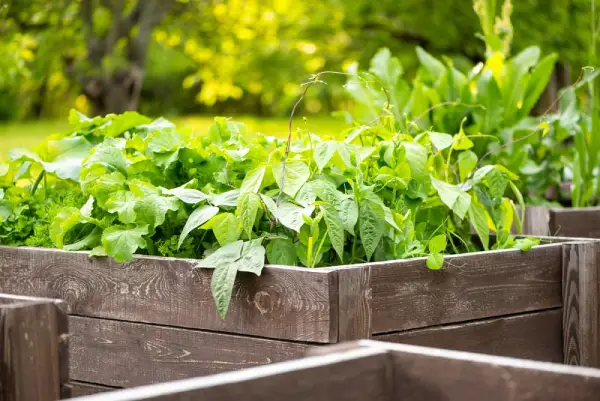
[0, 114, 346, 161]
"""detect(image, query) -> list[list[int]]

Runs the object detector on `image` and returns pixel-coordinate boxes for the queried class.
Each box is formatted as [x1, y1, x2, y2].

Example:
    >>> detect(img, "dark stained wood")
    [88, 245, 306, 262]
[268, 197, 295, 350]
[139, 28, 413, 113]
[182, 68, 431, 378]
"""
[69, 382, 117, 397]
[370, 244, 563, 334]
[563, 241, 600, 367]
[376, 309, 563, 363]
[0, 246, 336, 343]
[336, 266, 372, 341]
[66, 348, 391, 401]
[68, 316, 314, 387]
[375, 341, 600, 401]
[0, 299, 62, 401]
[550, 207, 600, 238]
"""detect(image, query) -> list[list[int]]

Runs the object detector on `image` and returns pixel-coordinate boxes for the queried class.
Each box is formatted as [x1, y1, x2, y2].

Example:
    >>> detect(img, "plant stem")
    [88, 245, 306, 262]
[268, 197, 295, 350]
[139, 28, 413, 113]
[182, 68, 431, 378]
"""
[31, 171, 45, 196]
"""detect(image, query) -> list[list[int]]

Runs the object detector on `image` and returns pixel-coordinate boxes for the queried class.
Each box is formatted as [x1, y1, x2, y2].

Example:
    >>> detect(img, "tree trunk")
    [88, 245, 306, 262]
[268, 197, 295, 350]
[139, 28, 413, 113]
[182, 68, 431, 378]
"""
[85, 67, 145, 116]
[532, 63, 571, 115]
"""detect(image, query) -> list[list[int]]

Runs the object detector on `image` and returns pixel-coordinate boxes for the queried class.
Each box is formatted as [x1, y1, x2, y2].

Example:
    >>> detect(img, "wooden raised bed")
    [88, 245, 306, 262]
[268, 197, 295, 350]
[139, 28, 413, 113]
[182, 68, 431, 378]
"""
[70, 340, 600, 401]
[0, 237, 599, 395]
[523, 206, 600, 238]
[0, 293, 69, 401]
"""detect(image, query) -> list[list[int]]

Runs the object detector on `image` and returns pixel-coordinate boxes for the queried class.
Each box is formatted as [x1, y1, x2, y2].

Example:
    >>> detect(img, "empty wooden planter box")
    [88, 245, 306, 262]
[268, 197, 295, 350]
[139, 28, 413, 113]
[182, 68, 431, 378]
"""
[523, 206, 600, 238]
[0, 237, 598, 394]
[70, 340, 600, 401]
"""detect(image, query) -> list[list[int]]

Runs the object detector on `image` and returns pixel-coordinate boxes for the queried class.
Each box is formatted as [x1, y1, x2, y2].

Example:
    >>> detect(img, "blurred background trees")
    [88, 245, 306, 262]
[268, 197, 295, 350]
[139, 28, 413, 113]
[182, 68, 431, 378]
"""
[0, 0, 595, 121]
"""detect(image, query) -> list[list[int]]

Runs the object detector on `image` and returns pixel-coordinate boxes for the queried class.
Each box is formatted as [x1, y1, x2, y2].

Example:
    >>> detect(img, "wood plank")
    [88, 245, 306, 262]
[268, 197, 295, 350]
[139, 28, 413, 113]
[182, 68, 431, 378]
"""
[67, 348, 391, 401]
[336, 266, 372, 341]
[522, 206, 551, 236]
[370, 244, 563, 333]
[551, 207, 600, 238]
[365, 341, 600, 401]
[376, 309, 563, 363]
[68, 316, 314, 387]
[563, 241, 600, 367]
[0, 246, 336, 343]
[69, 382, 117, 397]
[0, 301, 62, 401]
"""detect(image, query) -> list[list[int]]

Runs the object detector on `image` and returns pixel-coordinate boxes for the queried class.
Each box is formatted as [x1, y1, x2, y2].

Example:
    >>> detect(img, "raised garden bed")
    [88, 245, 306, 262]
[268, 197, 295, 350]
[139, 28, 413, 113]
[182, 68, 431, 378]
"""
[0, 293, 69, 401]
[1, 236, 599, 395]
[523, 206, 600, 238]
[70, 340, 600, 401]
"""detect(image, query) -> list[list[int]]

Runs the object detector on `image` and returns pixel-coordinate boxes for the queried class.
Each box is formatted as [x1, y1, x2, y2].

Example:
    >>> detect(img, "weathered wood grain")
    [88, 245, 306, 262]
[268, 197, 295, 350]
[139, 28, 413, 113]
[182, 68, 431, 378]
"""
[377, 341, 600, 401]
[563, 241, 600, 367]
[376, 309, 563, 363]
[370, 244, 563, 334]
[68, 316, 314, 387]
[0, 300, 62, 401]
[522, 206, 551, 236]
[550, 207, 600, 238]
[0, 246, 336, 343]
[336, 266, 371, 341]
[67, 348, 391, 401]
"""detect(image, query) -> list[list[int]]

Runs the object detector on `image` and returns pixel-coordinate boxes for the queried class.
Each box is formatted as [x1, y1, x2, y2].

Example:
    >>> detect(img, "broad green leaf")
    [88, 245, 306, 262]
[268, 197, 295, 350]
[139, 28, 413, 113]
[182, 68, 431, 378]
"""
[521, 54, 558, 116]
[64, 226, 102, 251]
[101, 224, 149, 263]
[211, 190, 240, 207]
[266, 239, 297, 265]
[0, 163, 8, 177]
[340, 197, 358, 235]
[179, 205, 219, 249]
[426, 253, 444, 270]
[452, 132, 474, 151]
[469, 196, 489, 251]
[210, 263, 238, 319]
[458, 151, 478, 181]
[50, 207, 81, 248]
[80, 196, 95, 218]
[240, 166, 266, 193]
[487, 170, 509, 200]
[402, 142, 428, 180]
[272, 161, 310, 198]
[236, 192, 260, 238]
[147, 130, 184, 153]
[135, 194, 180, 230]
[513, 237, 540, 252]
[311, 179, 344, 208]
[204, 213, 240, 246]
[295, 183, 316, 207]
[429, 132, 453, 151]
[359, 197, 386, 261]
[369, 48, 403, 88]
[85, 141, 128, 176]
[276, 202, 314, 232]
[235, 240, 266, 275]
[10, 137, 93, 181]
[428, 234, 447, 254]
[321, 204, 345, 262]
[314, 141, 337, 172]
[163, 186, 208, 204]
[106, 191, 137, 224]
[416, 46, 446, 81]
[197, 240, 244, 268]
[431, 178, 471, 220]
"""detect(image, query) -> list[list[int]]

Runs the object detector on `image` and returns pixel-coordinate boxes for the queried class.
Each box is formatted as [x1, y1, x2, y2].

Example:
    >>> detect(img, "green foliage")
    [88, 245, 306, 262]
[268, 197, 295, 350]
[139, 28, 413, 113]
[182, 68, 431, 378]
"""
[0, 109, 529, 318]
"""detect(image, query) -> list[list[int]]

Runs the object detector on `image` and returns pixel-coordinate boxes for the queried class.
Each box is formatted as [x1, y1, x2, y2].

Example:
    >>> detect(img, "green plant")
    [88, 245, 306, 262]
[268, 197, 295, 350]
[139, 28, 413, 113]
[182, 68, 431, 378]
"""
[0, 109, 536, 319]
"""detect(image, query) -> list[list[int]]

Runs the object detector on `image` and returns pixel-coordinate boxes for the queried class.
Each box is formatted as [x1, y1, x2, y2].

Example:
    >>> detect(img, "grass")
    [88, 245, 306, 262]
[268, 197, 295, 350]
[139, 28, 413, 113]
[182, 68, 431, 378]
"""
[0, 114, 347, 161]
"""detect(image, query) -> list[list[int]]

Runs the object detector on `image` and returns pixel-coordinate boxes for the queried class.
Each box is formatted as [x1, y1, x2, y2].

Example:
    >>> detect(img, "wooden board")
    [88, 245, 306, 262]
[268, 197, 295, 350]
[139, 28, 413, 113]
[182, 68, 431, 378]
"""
[0, 246, 337, 343]
[66, 348, 391, 401]
[68, 316, 314, 387]
[0, 300, 63, 401]
[379, 341, 600, 401]
[336, 266, 372, 341]
[562, 241, 600, 367]
[376, 309, 563, 363]
[550, 207, 600, 238]
[370, 244, 563, 334]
